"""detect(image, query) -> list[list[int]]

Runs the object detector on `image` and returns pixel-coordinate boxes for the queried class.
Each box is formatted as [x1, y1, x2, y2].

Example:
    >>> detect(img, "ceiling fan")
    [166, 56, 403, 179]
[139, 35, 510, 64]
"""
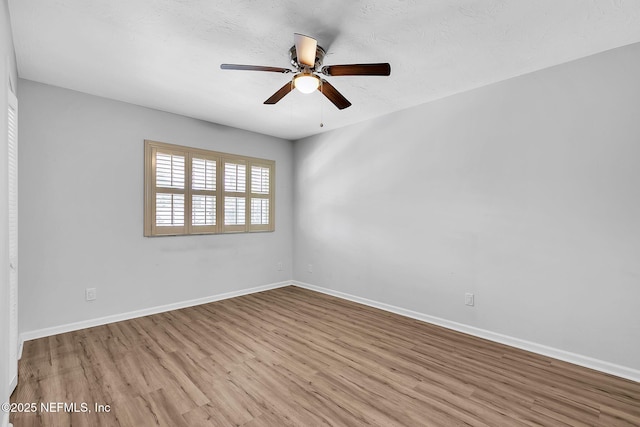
[221, 33, 391, 110]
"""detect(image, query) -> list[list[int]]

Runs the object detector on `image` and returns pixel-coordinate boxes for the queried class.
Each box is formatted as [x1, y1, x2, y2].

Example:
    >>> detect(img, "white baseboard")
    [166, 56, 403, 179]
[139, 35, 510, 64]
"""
[1, 411, 9, 427]
[19, 281, 292, 346]
[292, 280, 640, 383]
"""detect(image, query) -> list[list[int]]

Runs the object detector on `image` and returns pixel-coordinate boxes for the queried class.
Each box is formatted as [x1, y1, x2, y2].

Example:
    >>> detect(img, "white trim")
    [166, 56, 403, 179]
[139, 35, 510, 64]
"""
[7, 83, 19, 400]
[8, 376, 16, 396]
[1, 412, 7, 427]
[7, 59, 15, 96]
[17, 340, 23, 360]
[292, 281, 640, 383]
[19, 281, 292, 345]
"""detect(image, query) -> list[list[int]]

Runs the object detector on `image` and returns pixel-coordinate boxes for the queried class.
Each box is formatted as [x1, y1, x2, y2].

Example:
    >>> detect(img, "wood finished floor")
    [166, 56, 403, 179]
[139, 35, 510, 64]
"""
[10, 286, 640, 427]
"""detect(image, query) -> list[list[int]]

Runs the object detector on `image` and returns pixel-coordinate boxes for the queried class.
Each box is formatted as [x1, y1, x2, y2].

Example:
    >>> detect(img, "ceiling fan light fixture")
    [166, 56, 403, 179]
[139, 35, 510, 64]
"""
[293, 74, 320, 94]
[222, 33, 390, 109]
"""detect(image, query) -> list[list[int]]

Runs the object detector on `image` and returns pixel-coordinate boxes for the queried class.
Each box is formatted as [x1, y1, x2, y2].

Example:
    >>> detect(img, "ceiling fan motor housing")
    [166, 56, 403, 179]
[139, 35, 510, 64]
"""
[289, 45, 326, 71]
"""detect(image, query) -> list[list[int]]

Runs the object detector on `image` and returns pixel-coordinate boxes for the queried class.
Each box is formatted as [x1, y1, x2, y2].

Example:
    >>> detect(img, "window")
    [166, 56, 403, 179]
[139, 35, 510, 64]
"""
[144, 140, 274, 236]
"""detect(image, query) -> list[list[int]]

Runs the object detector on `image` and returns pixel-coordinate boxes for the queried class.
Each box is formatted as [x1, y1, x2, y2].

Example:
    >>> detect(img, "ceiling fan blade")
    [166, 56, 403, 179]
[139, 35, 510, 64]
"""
[321, 63, 391, 76]
[264, 81, 293, 105]
[294, 33, 318, 67]
[221, 64, 292, 73]
[319, 79, 351, 110]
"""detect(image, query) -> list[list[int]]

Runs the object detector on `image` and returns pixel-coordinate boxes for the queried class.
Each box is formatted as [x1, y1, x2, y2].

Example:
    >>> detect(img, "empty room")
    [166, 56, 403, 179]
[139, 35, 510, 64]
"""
[1, 1, 639, 426]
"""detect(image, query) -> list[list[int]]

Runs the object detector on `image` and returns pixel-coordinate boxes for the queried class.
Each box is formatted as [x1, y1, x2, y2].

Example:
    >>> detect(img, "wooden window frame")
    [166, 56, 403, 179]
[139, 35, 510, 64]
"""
[144, 140, 275, 236]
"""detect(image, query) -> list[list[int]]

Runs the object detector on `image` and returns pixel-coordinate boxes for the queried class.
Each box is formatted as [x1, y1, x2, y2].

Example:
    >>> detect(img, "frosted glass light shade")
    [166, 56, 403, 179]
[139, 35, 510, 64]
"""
[294, 74, 320, 94]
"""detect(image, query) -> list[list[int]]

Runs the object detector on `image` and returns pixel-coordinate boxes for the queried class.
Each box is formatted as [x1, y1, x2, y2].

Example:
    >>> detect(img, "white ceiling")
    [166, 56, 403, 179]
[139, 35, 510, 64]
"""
[8, 0, 640, 140]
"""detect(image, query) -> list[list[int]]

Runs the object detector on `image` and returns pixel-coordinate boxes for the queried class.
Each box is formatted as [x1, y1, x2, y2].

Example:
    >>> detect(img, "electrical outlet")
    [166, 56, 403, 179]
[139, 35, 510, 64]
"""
[86, 288, 97, 301]
[465, 293, 474, 306]
[277, 262, 283, 271]
[307, 264, 313, 273]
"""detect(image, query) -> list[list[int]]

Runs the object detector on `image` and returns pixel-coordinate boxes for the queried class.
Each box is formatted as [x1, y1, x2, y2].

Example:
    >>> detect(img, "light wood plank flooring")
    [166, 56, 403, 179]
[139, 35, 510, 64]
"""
[10, 286, 640, 426]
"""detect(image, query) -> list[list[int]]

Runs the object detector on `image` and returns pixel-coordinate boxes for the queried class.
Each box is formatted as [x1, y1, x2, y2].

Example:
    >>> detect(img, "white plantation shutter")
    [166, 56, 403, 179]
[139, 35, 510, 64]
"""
[251, 198, 269, 224]
[249, 163, 273, 230]
[224, 196, 245, 225]
[223, 160, 247, 230]
[251, 165, 269, 194]
[155, 193, 184, 225]
[191, 156, 217, 232]
[156, 153, 185, 189]
[224, 162, 246, 192]
[192, 195, 215, 225]
[8, 88, 19, 392]
[144, 140, 274, 235]
[192, 158, 216, 190]
[149, 147, 186, 235]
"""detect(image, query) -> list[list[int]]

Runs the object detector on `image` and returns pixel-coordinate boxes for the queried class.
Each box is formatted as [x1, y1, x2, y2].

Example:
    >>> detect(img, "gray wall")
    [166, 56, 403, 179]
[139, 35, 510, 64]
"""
[293, 42, 640, 370]
[18, 79, 293, 333]
[1, 0, 18, 419]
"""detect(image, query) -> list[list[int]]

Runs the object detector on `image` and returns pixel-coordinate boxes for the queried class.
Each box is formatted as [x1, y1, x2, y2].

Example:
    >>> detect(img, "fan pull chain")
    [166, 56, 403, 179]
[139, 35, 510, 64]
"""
[320, 81, 324, 128]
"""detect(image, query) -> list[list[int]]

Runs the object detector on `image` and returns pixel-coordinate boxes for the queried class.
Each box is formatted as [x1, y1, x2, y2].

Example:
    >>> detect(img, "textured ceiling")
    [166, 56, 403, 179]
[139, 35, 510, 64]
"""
[8, 0, 640, 140]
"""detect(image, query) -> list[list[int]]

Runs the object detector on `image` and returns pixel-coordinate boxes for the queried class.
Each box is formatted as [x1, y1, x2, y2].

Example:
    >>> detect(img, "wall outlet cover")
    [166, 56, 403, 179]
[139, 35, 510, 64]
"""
[465, 293, 474, 306]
